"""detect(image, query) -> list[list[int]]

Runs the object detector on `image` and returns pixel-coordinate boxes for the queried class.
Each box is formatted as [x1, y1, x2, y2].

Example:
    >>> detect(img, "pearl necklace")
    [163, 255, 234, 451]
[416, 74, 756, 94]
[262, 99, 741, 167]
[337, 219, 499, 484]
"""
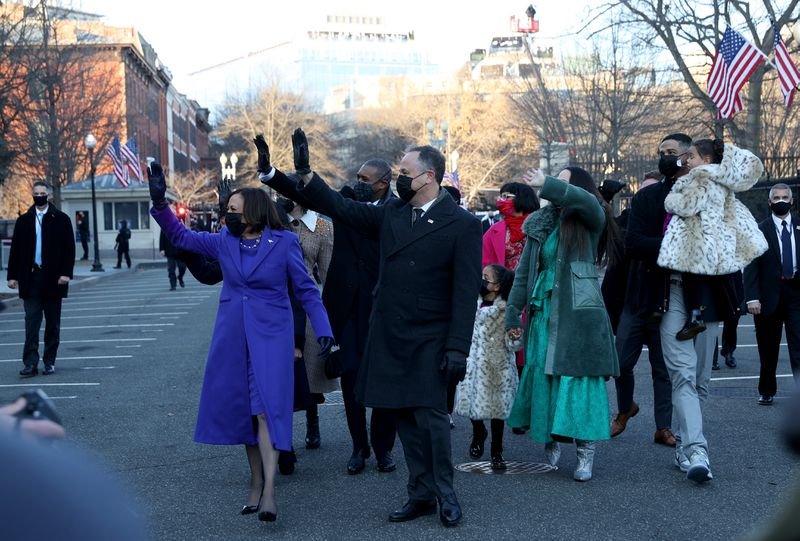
[239, 237, 261, 250]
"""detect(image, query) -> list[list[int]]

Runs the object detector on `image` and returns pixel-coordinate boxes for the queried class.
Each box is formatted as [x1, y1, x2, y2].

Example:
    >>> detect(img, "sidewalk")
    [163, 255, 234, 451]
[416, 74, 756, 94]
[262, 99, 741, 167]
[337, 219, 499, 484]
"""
[0, 255, 167, 303]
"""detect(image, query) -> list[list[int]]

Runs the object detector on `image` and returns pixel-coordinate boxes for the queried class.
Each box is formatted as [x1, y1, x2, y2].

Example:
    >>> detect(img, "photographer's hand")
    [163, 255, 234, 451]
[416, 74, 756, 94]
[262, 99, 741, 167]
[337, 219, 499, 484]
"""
[0, 398, 65, 441]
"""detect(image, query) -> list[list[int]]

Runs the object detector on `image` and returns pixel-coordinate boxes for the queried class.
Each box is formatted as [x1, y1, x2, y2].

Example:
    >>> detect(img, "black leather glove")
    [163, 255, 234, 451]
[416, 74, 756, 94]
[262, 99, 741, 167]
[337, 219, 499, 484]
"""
[292, 128, 311, 175]
[317, 336, 336, 360]
[147, 162, 168, 209]
[217, 177, 232, 218]
[439, 351, 467, 386]
[252, 134, 272, 175]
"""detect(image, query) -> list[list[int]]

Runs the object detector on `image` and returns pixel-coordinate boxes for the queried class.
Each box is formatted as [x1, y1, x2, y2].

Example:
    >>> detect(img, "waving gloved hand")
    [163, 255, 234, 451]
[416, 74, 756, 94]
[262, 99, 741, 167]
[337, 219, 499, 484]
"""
[147, 162, 168, 209]
[252, 134, 272, 175]
[217, 177, 232, 218]
[439, 350, 467, 386]
[291, 128, 311, 175]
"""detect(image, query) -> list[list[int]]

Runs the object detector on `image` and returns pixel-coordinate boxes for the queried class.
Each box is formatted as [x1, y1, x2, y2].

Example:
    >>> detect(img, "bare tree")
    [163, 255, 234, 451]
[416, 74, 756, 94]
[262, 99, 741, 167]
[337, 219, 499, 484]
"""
[593, 0, 800, 153]
[169, 168, 218, 209]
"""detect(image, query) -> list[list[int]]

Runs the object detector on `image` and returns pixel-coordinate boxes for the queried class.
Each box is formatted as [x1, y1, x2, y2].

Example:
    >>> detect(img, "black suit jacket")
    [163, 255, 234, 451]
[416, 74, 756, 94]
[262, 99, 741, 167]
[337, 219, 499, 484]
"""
[285, 172, 482, 410]
[267, 172, 395, 373]
[744, 214, 800, 316]
[7, 205, 74, 299]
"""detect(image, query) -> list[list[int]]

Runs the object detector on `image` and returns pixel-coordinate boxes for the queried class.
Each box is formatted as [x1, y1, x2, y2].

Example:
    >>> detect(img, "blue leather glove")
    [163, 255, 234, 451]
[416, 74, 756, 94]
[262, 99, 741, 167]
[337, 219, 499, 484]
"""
[440, 350, 467, 386]
[147, 162, 168, 209]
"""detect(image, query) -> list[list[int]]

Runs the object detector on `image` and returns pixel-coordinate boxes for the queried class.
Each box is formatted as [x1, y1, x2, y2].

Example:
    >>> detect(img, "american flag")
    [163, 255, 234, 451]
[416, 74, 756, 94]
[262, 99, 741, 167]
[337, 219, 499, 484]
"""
[443, 170, 460, 191]
[106, 136, 129, 187]
[121, 137, 144, 183]
[707, 27, 765, 119]
[773, 24, 800, 107]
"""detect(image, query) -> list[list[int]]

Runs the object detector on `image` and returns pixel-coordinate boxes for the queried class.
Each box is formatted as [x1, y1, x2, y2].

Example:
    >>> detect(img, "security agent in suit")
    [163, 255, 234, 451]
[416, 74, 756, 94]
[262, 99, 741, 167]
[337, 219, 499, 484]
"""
[6, 181, 75, 377]
[257, 131, 482, 527]
[265, 160, 398, 475]
[744, 183, 800, 405]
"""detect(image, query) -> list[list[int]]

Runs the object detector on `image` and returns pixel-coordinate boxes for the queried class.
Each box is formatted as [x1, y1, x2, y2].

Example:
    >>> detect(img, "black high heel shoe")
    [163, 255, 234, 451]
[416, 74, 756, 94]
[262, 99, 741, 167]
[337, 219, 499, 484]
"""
[241, 494, 262, 515]
[469, 424, 488, 459]
[258, 510, 277, 522]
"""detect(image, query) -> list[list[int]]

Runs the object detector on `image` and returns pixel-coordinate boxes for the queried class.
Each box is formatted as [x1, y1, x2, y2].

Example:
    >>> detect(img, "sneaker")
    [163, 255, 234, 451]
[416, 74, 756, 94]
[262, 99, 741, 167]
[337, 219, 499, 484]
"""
[686, 450, 713, 483]
[674, 447, 690, 473]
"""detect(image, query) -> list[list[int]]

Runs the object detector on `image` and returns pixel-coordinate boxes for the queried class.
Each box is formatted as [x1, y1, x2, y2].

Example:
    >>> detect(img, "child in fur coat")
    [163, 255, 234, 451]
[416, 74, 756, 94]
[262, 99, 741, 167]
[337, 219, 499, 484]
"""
[454, 264, 522, 471]
[657, 139, 767, 339]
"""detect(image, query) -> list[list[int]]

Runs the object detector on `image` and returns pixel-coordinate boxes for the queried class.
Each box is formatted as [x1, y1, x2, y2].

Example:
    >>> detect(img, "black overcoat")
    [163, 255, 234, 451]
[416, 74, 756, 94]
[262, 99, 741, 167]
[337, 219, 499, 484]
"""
[295, 173, 482, 410]
[6, 204, 74, 299]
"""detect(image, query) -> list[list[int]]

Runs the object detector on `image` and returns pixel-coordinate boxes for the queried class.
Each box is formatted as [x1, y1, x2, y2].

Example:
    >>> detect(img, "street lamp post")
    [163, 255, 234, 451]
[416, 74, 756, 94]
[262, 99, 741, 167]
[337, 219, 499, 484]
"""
[84, 133, 103, 272]
[426, 119, 448, 153]
[219, 152, 238, 181]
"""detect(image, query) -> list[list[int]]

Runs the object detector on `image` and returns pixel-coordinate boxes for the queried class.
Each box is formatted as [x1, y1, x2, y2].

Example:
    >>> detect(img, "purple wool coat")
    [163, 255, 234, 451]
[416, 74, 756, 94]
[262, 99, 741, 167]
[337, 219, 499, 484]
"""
[151, 206, 332, 451]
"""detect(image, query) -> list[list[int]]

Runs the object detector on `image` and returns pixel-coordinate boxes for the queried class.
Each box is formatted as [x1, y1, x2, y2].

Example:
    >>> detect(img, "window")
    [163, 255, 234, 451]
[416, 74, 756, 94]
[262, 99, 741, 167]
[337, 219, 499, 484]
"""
[103, 202, 151, 231]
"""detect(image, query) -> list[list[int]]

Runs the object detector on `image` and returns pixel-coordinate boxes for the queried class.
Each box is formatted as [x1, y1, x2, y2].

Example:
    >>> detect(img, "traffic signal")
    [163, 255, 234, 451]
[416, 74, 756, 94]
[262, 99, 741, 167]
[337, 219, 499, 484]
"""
[177, 204, 187, 218]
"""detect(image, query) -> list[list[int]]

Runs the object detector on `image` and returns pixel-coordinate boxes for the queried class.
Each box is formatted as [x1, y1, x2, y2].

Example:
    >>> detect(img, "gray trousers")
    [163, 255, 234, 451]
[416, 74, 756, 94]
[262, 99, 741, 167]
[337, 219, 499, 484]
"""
[394, 407, 454, 502]
[660, 280, 719, 457]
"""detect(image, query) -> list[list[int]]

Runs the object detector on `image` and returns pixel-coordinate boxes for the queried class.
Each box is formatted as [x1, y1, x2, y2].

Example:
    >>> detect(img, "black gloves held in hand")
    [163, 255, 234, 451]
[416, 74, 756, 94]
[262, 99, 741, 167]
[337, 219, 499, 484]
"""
[252, 134, 272, 174]
[147, 162, 168, 209]
[317, 336, 336, 360]
[292, 128, 311, 175]
[440, 351, 467, 386]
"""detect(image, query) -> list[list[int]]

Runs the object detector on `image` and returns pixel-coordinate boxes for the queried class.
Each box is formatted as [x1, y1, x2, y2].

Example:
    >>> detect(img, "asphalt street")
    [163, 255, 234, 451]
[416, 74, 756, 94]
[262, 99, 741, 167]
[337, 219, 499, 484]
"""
[0, 268, 797, 541]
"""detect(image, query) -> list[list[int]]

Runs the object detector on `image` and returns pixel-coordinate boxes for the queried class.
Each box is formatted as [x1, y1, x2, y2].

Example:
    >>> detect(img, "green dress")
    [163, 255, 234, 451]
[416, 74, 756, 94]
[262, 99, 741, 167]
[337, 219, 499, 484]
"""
[507, 226, 611, 443]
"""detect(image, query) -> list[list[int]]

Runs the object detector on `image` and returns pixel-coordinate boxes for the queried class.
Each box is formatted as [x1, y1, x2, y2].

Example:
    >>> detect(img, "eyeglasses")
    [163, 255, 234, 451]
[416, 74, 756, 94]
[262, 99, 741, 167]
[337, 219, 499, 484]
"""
[498, 193, 516, 200]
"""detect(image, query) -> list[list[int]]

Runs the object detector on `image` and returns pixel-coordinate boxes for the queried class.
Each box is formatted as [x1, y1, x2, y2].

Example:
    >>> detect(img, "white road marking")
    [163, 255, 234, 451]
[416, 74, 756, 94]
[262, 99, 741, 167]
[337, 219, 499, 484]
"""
[0, 323, 174, 333]
[80, 366, 116, 370]
[60, 304, 200, 313]
[66, 293, 210, 300]
[711, 374, 794, 382]
[115, 345, 142, 348]
[0, 338, 156, 347]
[0, 383, 100, 388]
[0, 312, 190, 322]
[48, 396, 78, 400]
[0, 355, 132, 363]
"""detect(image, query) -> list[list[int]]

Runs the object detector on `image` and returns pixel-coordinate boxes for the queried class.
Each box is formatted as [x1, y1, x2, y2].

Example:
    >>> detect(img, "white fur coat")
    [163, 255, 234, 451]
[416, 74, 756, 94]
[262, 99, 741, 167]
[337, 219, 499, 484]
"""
[657, 144, 768, 275]
[454, 298, 522, 420]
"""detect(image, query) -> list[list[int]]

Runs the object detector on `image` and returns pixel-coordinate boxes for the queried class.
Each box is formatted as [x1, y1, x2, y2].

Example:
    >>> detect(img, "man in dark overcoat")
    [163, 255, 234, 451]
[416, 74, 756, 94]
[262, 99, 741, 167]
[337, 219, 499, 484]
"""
[257, 132, 482, 527]
[265, 159, 399, 475]
[7, 181, 75, 376]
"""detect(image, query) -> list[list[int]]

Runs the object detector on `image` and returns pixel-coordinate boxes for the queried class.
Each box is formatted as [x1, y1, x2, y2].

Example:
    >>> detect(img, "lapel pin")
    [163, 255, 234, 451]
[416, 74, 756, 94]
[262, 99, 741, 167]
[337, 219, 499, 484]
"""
[268, 239, 274, 243]
[427, 219, 434, 224]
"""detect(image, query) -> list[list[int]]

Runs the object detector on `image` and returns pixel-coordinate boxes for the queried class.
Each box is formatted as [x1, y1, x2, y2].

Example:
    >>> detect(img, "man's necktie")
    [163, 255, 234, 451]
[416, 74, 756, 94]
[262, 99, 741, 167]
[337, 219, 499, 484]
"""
[35, 212, 43, 266]
[781, 220, 794, 279]
[412, 208, 424, 226]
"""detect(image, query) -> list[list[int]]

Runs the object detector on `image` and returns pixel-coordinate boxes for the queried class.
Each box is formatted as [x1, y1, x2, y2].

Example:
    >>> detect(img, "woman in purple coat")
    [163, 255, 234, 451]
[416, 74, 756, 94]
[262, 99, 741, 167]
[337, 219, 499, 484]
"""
[148, 164, 333, 522]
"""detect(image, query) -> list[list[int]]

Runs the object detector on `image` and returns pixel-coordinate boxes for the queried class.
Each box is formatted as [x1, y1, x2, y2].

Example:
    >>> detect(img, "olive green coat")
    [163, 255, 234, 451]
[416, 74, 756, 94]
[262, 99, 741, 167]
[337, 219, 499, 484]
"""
[505, 177, 619, 378]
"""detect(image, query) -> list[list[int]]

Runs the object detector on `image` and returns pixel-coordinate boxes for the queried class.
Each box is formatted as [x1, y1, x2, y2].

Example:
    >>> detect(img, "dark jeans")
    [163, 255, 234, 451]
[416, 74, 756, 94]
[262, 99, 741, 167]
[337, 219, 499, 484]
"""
[755, 281, 800, 396]
[22, 271, 63, 368]
[167, 257, 187, 288]
[341, 369, 396, 457]
[79, 232, 89, 259]
[394, 407, 454, 501]
[614, 307, 672, 430]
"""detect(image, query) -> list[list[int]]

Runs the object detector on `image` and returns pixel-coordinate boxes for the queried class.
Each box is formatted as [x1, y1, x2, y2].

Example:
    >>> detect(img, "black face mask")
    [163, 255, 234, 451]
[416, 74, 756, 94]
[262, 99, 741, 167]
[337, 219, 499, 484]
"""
[353, 181, 375, 202]
[33, 195, 48, 207]
[480, 280, 492, 298]
[395, 174, 417, 203]
[771, 201, 792, 217]
[276, 197, 295, 214]
[658, 155, 682, 178]
[225, 213, 247, 237]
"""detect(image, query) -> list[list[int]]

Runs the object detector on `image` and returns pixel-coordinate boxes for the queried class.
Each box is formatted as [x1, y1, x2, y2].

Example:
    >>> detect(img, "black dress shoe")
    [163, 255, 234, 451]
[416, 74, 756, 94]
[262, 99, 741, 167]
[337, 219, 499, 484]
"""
[388, 500, 437, 522]
[469, 424, 488, 459]
[724, 354, 737, 368]
[258, 510, 277, 522]
[512, 427, 528, 435]
[347, 449, 368, 475]
[43, 365, 55, 375]
[19, 366, 38, 377]
[376, 452, 396, 473]
[437, 495, 463, 527]
[305, 417, 321, 449]
[490, 452, 507, 471]
[278, 449, 296, 475]
[758, 394, 774, 406]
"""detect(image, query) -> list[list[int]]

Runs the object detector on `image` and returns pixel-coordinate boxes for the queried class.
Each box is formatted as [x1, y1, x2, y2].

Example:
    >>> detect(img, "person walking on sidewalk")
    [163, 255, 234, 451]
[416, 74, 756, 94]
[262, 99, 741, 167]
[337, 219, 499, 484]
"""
[6, 181, 75, 377]
[113, 220, 131, 269]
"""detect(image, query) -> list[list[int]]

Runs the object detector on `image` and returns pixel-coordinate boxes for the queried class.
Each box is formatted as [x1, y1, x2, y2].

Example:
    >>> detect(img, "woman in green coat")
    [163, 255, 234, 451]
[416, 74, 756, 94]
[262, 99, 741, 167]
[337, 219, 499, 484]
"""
[506, 166, 621, 481]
